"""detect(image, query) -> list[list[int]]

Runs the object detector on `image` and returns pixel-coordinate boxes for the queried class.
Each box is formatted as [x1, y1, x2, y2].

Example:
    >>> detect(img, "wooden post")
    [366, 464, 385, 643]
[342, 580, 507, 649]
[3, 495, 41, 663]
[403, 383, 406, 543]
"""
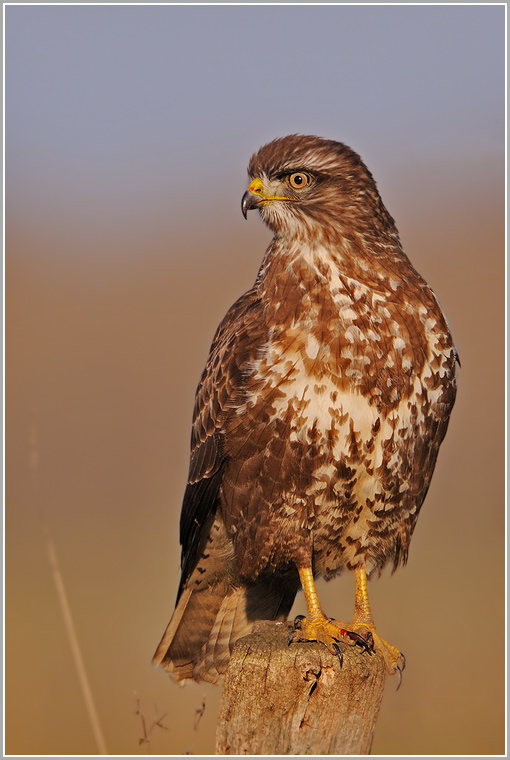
[216, 620, 387, 755]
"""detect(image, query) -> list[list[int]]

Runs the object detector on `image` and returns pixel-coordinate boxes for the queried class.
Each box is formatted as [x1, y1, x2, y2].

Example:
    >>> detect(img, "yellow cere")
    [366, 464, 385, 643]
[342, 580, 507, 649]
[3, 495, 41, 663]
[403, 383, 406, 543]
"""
[248, 177, 265, 196]
[248, 176, 294, 204]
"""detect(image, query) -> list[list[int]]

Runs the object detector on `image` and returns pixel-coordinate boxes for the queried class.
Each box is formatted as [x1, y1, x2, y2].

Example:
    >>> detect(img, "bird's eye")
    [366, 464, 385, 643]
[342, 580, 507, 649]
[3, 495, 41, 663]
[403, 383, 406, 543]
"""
[287, 172, 311, 190]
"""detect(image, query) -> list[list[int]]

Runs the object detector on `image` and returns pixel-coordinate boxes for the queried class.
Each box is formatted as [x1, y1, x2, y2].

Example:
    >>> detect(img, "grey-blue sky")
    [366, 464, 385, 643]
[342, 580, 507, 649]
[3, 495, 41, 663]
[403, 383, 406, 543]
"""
[6, 4, 505, 237]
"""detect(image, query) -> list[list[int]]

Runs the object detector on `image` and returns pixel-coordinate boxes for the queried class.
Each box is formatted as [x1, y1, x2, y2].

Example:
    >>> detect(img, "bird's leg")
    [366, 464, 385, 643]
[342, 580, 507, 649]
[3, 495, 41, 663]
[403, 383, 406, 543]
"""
[289, 567, 359, 662]
[298, 567, 326, 623]
[353, 566, 372, 624]
[348, 568, 405, 675]
[290, 566, 405, 676]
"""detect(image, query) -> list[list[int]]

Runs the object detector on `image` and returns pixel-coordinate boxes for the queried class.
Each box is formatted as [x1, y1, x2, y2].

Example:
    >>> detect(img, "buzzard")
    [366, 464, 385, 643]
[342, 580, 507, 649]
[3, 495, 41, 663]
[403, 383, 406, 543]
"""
[153, 135, 457, 683]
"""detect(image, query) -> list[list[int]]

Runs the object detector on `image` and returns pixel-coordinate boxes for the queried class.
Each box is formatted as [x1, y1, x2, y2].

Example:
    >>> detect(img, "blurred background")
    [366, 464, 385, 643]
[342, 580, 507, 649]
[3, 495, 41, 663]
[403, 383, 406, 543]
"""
[5, 4, 505, 756]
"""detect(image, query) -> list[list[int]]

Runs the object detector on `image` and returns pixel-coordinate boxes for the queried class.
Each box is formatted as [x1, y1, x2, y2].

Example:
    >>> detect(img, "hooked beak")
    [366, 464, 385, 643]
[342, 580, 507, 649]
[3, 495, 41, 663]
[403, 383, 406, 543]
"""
[241, 176, 296, 219]
[242, 177, 266, 219]
[241, 189, 262, 219]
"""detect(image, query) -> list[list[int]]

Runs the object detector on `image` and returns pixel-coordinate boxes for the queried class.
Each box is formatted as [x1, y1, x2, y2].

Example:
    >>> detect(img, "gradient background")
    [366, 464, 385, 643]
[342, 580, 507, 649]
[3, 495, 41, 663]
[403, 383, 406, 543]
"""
[5, 4, 505, 756]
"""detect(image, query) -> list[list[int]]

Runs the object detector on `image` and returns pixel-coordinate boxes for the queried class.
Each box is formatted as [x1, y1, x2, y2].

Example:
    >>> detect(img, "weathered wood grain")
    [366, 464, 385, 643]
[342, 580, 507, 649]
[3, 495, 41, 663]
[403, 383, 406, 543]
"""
[216, 620, 388, 755]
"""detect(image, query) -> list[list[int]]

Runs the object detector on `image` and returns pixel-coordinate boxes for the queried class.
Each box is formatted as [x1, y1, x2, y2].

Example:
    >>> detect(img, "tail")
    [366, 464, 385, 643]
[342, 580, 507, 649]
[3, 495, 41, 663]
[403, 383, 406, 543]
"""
[152, 578, 297, 683]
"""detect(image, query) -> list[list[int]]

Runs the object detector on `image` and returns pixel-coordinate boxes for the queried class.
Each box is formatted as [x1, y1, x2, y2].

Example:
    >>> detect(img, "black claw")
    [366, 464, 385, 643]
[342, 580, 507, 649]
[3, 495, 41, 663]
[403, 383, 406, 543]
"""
[288, 616, 307, 645]
[395, 652, 406, 690]
[343, 630, 374, 654]
[331, 642, 343, 667]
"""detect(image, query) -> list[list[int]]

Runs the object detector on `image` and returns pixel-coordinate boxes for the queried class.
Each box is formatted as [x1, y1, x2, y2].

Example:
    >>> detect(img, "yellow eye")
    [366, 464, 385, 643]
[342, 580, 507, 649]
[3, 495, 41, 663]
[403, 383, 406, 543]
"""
[287, 172, 311, 190]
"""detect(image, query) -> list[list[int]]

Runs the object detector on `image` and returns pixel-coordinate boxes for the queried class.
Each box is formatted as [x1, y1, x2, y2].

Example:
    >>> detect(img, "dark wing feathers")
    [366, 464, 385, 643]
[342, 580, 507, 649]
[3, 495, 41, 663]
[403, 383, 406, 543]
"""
[177, 473, 224, 601]
[178, 287, 263, 597]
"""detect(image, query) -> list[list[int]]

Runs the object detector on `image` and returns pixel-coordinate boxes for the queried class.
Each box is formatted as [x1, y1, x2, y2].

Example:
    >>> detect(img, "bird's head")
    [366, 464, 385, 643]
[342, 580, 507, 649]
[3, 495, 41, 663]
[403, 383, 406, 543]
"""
[242, 134, 396, 245]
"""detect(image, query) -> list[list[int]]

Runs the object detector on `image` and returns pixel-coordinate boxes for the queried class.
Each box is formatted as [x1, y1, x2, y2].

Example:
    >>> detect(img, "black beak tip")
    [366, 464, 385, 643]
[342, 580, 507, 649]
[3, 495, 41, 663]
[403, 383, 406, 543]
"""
[241, 191, 250, 220]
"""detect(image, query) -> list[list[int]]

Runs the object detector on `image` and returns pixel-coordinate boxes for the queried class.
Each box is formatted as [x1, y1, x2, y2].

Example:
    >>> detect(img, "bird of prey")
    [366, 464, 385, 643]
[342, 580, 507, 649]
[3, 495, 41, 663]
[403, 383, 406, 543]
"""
[153, 134, 458, 683]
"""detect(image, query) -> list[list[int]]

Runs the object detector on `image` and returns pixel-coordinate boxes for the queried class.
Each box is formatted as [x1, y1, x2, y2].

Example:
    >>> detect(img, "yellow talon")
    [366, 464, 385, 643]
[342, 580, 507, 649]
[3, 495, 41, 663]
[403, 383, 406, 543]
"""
[294, 566, 405, 675]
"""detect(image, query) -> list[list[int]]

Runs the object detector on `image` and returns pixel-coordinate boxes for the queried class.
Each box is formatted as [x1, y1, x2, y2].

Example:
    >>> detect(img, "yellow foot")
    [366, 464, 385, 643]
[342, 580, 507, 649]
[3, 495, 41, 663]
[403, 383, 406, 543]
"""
[288, 614, 356, 665]
[289, 614, 405, 676]
[348, 621, 405, 676]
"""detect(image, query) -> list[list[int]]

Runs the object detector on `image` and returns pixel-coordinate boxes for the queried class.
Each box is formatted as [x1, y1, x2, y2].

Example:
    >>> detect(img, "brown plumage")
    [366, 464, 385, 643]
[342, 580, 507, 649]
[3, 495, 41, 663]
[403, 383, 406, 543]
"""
[153, 134, 458, 682]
